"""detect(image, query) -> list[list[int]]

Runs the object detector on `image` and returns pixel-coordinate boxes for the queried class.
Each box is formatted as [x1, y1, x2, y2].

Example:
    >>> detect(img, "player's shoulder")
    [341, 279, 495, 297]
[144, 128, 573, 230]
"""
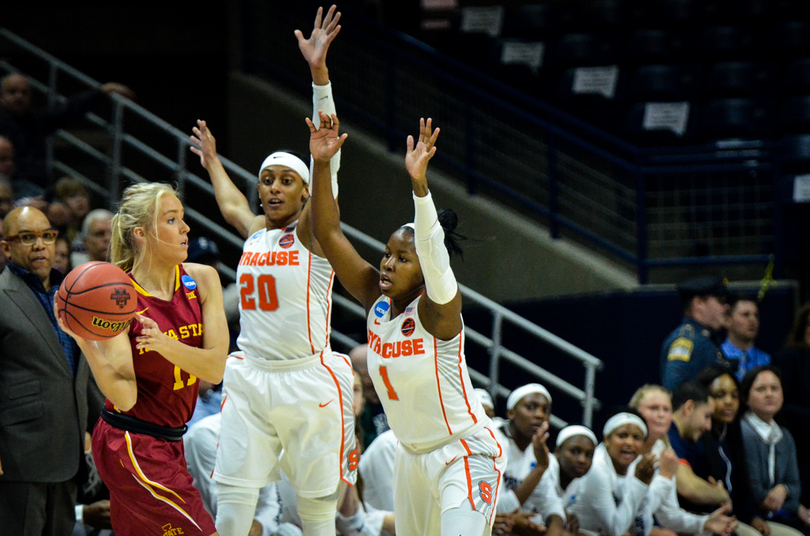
[247, 215, 266, 237]
[181, 263, 221, 294]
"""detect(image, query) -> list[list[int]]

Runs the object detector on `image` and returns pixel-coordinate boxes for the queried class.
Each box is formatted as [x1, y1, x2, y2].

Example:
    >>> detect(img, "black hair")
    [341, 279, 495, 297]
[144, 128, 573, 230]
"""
[740, 365, 783, 404]
[696, 363, 740, 390]
[671, 380, 712, 412]
[728, 293, 758, 311]
[400, 207, 466, 260]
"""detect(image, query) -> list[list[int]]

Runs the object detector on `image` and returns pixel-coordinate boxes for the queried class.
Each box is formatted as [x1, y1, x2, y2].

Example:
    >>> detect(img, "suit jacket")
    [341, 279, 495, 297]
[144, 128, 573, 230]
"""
[0, 267, 90, 482]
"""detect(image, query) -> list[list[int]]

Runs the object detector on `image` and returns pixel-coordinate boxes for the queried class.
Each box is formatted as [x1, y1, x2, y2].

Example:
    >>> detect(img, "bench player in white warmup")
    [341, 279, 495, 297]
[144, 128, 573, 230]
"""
[189, 6, 356, 536]
[308, 113, 506, 536]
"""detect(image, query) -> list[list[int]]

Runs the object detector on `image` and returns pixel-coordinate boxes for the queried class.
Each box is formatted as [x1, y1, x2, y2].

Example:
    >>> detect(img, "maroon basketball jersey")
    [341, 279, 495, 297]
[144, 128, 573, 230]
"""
[104, 265, 204, 428]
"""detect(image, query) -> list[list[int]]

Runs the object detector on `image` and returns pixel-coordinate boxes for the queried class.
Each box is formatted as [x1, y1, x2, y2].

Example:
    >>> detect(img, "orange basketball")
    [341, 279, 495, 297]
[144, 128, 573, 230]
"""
[57, 262, 137, 341]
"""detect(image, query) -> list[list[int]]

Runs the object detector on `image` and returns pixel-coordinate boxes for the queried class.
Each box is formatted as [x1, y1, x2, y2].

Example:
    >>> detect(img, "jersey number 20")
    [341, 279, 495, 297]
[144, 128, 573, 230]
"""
[240, 274, 279, 311]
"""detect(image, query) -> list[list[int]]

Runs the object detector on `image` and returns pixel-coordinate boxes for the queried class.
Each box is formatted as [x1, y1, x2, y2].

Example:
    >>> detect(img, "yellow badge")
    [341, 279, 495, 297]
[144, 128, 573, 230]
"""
[668, 337, 694, 362]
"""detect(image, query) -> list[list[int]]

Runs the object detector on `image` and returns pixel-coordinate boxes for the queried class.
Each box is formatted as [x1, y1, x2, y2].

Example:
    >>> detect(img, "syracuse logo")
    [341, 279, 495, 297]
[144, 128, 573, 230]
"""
[279, 233, 295, 249]
[401, 318, 416, 337]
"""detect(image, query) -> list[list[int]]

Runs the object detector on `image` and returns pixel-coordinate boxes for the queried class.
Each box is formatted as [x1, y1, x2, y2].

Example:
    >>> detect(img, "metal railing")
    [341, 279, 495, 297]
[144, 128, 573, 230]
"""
[0, 27, 603, 427]
[239, 0, 780, 284]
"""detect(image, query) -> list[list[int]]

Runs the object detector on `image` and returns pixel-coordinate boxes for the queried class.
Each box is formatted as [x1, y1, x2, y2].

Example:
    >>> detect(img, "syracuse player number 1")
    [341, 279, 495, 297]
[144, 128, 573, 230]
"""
[379, 365, 399, 400]
[240, 273, 279, 311]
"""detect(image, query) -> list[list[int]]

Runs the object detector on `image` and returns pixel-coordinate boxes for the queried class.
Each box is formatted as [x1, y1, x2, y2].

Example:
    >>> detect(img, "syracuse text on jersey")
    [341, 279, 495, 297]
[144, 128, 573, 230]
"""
[238, 250, 300, 266]
[367, 330, 425, 358]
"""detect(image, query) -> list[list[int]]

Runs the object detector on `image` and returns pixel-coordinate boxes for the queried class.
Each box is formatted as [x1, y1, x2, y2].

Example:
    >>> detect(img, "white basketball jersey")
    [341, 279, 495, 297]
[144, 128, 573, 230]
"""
[235, 223, 334, 361]
[366, 295, 486, 453]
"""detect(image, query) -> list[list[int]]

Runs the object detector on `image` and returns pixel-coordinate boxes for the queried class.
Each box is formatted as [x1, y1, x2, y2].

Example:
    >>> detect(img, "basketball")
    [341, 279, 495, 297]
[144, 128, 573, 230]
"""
[57, 262, 137, 341]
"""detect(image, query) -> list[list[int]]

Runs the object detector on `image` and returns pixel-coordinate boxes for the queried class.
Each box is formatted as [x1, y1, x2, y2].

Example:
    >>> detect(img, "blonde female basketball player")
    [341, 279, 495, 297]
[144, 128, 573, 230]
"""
[56, 182, 229, 536]
[189, 6, 356, 536]
[308, 112, 506, 536]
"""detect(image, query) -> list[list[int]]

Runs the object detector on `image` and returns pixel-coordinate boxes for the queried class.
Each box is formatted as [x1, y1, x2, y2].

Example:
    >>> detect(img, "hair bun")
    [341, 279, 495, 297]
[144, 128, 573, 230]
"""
[438, 208, 458, 233]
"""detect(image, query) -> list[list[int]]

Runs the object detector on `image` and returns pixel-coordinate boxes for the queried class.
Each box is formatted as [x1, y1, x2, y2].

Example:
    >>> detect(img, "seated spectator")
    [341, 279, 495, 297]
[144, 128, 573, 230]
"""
[70, 208, 112, 267]
[630, 384, 735, 536]
[697, 364, 801, 536]
[740, 366, 810, 535]
[53, 236, 71, 274]
[666, 380, 733, 511]
[0, 73, 134, 189]
[47, 177, 90, 246]
[0, 173, 12, 218]
[474, 387, 496, 419]
[661, 276, 729, 391]
[549, 425, 597, 533]
[357, 429, 396, 513]
[184, 413, 285, 536]
[722, 296, 771, 381]
[568, 408, 655, 536]
[0, 136, 13, 181]
[495, 383, 566, 536]
[350, 343, 388, 449]
[772, 304, 810, 505]
[187, 379, 223, 428]
[0, 218, 6, 272]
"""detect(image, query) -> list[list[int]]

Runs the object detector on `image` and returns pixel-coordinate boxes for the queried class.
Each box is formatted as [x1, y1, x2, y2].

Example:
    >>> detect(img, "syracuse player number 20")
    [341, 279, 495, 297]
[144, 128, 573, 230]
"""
[240, 273, 279, 311]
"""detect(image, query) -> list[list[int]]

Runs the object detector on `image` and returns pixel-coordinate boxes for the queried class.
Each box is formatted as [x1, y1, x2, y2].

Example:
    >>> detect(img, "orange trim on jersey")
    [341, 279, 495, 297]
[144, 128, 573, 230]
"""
[323, 271, 335, 349]
[174, 265, 181, 291]
[463, 456, 475, 510]
[456, 330, 477, 424]
[490, 457, 502, 524]
[434, 337, 453, 436]
[306, 251, 315, 354]
[320, 351, 351, 486]
[482, 427, 505, 523]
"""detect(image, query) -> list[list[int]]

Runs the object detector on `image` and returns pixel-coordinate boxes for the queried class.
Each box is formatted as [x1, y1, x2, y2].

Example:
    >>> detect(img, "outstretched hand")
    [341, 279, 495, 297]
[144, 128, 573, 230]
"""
[307, 110, 347, 163]
[295, 5, 342, 72]
[405, 118, 440, 187]
[190, 120, 219, 171]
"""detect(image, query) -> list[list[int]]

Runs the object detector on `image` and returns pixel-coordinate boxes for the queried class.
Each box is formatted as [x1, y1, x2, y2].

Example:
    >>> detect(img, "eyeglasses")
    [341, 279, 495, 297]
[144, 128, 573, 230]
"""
[4, 230, 59, 245]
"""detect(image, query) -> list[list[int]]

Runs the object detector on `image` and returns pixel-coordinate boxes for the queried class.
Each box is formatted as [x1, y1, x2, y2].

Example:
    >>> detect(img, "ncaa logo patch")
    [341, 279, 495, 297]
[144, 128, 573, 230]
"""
[181, 274, 197, 290]
[279, 233, 295, 249]
[401, 318, 416, 337]
[374, 301, 390, 318]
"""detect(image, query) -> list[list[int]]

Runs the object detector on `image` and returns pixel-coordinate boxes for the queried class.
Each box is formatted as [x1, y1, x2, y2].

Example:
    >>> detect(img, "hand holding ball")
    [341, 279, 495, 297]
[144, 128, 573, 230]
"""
[56, 262, 137, 341]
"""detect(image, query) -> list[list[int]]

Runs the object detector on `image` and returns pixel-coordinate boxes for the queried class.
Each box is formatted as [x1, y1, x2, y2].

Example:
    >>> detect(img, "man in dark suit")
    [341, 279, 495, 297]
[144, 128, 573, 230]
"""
[0, 205, 93, 535]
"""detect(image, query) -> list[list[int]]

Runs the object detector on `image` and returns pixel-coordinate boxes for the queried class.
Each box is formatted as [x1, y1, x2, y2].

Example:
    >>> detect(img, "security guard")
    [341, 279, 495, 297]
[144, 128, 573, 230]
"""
[661, 276, 730, 390]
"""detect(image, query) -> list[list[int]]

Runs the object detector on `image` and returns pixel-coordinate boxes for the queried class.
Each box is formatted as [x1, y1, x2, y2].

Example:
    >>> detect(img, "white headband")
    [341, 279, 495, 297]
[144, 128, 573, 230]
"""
[507, 383, 552, 411]
[259, 152, 310, 185]
[474, 388, 494, 409]
[602, 413, 648, 439]
[556, 425, 598, 448]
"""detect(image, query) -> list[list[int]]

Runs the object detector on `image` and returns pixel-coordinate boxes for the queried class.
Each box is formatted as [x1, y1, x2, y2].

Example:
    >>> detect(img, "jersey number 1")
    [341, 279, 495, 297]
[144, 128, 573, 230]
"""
[379, 366, 399, 400]
[240, 273, 279, 311]
[173, 366, 197, 391]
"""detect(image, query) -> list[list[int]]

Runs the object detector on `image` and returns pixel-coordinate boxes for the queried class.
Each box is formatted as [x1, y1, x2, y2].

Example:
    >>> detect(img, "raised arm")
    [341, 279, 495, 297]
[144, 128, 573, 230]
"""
[307, 111, 381, 313]
[296, 5, 342, 201]
[190, 120, 261, 238]
[408, 118, 463, 340]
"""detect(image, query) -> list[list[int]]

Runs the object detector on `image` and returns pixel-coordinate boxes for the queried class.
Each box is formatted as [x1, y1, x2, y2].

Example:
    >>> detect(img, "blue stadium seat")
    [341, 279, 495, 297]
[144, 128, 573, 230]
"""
[779, 96, 810, 135]
[781, 134, 810, 173]
[700, 98, 776, 140]
[545, 32, 623, 69]
[625, 29, 692, 65]
[627, 64, 702, 102]
[782, 59, 810, 96]
[767, 21, 810, 59]
[704, 62, 776, 98]
[697, 26, 761, 62]
[501, 4, 559, 39]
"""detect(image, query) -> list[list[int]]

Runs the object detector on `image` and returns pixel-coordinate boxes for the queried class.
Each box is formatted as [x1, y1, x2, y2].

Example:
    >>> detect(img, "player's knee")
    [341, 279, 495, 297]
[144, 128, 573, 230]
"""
[297, 492, 338, 520]
[216, 483, 260, 506]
